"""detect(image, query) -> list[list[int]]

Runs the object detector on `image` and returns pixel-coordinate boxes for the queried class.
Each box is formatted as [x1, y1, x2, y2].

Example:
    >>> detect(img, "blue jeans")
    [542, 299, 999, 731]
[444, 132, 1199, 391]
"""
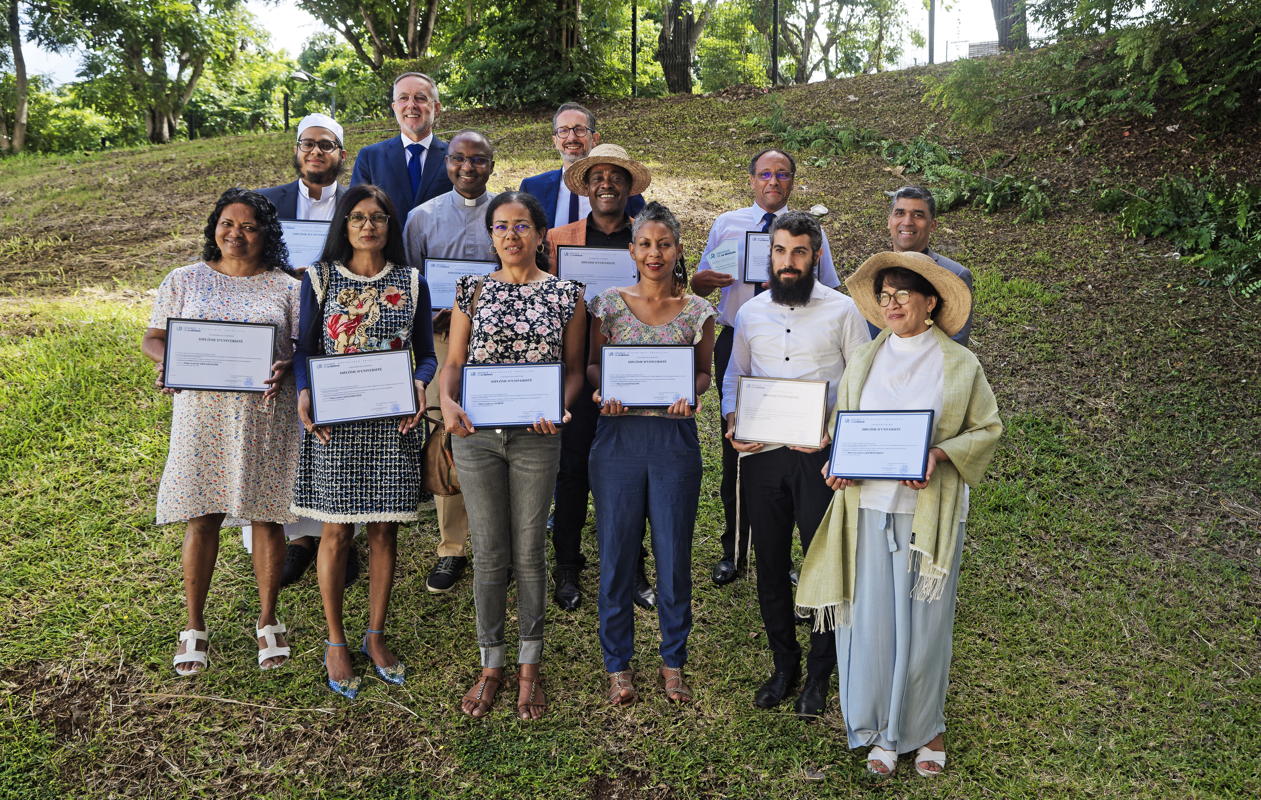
[589, 415, 701, 672]
[452, 427, 562, 668]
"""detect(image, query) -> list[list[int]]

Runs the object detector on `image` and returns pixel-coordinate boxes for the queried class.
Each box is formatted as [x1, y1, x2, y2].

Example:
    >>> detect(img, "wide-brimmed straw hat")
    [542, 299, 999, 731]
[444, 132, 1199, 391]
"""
[564, 143, 652, 197]
[845, 251, 972, 337]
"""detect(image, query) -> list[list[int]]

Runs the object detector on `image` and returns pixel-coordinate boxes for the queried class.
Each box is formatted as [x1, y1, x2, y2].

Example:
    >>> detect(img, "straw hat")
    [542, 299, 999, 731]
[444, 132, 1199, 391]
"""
[845, 251, 972, 337]
[563, 143, 652, 197]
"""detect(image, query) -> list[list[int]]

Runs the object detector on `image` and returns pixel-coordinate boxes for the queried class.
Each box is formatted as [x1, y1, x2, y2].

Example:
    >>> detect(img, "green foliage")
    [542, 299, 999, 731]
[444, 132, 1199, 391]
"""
[747, 101, 883, 155]
[1, 73, 141, 153]
[295, 34, 390, 123]
[933, 167, 1052, 222]
[696, 0, 768, 93]
[185, 45, 294, 137]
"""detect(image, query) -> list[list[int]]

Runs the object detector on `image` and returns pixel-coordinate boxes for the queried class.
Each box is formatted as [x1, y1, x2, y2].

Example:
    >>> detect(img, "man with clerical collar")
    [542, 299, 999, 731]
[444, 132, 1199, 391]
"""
[257, 112, 347, 220]
[690, 148, 843, 587]
[402, 130, 498, 595]
[521, 102, 644, 228]
[884, 185, 973, 346]
[544, 143, 654, 613]
[350, 72, 453, 218]
[723, 211, 869, 719]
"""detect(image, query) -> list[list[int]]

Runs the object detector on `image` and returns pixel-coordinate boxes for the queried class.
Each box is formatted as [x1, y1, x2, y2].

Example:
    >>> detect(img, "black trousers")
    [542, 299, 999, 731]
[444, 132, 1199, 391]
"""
[740, 445, 837, 680]
[714, 325, 751, 563]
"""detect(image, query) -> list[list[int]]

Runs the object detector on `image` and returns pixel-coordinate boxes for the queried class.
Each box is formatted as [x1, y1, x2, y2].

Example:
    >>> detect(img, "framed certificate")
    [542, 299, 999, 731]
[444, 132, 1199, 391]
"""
[162, 318, 276, 393]
[308, 349, 418, 426]
[280, 220, 331, 270]
[828, 410, 936, 480]
[742, 231, 772, 284]
[425, 258, 494, 310]
[462, 363, 564, 427]
[733, 377, 829, 448]
[556, 246, 637, 303]
[600, 346, 696, 408]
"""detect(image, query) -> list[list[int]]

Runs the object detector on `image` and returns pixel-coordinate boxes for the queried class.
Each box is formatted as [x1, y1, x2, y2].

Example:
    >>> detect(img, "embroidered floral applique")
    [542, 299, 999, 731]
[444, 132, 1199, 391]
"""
[328, 286, 381, 353]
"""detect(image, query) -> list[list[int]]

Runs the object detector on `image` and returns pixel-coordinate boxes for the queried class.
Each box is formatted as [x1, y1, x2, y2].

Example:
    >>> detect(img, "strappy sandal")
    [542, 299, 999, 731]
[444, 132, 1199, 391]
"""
[173, 628, 208, 676]
[256, 620, 290, 670]
[866, 745, 897, 777]
[658, 666, 694, 703]
[914, 745, 946, 777]
[461, 671, 501, 718]
[516, 667, 547, 720]
[607, 670, 637, 705]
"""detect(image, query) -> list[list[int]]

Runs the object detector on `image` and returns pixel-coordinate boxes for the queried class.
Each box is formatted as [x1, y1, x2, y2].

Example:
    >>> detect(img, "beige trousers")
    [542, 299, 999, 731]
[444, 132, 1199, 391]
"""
[427, 334, 469, 557]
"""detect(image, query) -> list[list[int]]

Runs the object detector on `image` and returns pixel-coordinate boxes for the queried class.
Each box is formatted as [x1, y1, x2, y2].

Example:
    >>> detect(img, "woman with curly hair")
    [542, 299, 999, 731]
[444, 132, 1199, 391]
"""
[141, 187, 301, 676]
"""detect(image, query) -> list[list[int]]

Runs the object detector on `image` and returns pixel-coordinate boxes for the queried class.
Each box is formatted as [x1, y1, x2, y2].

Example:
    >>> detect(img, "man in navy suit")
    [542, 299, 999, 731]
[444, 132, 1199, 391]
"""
[519, 102, 644, 227]
[350, 72, 453, 218]
[256, 112, 347, 220]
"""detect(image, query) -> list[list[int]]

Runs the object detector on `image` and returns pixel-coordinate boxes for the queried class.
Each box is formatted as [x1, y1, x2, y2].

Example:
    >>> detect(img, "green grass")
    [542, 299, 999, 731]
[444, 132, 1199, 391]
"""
[1, 72, 1259, 798]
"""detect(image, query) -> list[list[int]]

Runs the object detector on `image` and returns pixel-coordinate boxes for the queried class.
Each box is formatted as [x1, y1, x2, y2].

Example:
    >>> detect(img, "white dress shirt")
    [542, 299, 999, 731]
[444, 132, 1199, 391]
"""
[553, 166, 592, 227]
[400, 131, 435, 175]
[296, 180, 339, 221]
[696, 203, 840, 327]
[722, 282, 870, 452]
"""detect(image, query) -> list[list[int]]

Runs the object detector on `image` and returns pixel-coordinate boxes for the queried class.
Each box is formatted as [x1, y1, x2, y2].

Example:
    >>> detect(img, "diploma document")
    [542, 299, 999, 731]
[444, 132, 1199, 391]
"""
[425, 258, 494, 310]
[462, 363, 564, 427]
[280, 220, 331, 270]
[742, 231, 772, 284]
[600, 346, 696, 408]
[733, 377, 829, 448]
[308, 349, 418, 426]
[828, 410, 936, 480]
[556, 246, 637, 303]
[163, 318, 276, 393]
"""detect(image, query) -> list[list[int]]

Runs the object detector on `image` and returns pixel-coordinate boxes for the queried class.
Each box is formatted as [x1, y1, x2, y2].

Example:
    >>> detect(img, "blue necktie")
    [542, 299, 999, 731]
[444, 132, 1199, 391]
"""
[754, 211, 776, 294]
[407, 143, 425, 198]
[568, 189, 580, 225]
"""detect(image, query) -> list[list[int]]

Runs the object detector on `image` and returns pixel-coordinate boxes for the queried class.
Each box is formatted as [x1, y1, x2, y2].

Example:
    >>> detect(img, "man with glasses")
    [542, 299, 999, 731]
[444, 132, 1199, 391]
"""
[403, 130, 498, 595]
[350, 72, 452, 218]
[884, 185, 973, 345]
[520, 103, 644, 227]
[690, 149, 842, 587]
[257, 112, 347, 221]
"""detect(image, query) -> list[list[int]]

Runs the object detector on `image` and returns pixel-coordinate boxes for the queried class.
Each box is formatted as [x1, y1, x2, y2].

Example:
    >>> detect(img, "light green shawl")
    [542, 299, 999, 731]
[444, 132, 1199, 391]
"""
[794, 326, 1003, 631]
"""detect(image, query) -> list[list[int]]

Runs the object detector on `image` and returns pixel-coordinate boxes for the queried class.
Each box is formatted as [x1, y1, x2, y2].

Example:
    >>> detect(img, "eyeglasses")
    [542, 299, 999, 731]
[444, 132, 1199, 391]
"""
[347, 212, 390, 228]
[446, 154, 492, 167]
[297, 139, 342, 153]
[393, 93, 433, 105]
[491, 222, 535, 237]
[553, 125, 593, 138]
[755, 170, 794, 181]
[876, 289, 914, 307]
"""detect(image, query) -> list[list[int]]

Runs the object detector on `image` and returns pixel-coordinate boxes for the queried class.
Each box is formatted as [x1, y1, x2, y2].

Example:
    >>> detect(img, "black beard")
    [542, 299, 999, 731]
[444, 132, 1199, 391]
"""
[292, 153, 345, 187]
[768, 266, 816, 306]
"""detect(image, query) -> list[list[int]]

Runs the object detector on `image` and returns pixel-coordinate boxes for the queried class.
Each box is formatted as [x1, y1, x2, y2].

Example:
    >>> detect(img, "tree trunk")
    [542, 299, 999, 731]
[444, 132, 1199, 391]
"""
[6, 0, 28, 153]
[990, 0, 1029, 50]
[656, 0, 714, 94]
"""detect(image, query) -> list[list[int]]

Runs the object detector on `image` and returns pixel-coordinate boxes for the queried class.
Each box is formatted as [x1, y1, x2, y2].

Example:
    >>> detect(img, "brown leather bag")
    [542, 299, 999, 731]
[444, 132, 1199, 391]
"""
[420, 277, 484, 497]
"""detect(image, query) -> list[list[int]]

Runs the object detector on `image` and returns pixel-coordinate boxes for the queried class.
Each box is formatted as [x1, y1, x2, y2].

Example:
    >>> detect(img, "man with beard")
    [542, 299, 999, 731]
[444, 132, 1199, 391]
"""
[403, 130, 498, 594]
[691, 149, 842, 586]
[722, 211, 869, 718]
[257, 113, 347, 221]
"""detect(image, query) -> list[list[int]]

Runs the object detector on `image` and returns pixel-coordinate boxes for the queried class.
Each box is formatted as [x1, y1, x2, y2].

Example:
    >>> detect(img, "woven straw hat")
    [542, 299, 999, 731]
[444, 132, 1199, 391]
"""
[563, 143, 652, 197]
[845, 251, 972, 337]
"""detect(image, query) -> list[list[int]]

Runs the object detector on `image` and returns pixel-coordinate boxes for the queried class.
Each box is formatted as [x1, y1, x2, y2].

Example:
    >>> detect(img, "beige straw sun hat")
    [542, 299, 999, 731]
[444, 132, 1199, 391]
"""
[563, 143, 652, 197]
[845, 251, 972, 337]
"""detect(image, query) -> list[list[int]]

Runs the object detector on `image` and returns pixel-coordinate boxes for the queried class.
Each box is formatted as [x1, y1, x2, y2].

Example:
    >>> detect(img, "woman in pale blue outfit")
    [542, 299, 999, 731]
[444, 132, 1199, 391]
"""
[796, 251, 1002, 778]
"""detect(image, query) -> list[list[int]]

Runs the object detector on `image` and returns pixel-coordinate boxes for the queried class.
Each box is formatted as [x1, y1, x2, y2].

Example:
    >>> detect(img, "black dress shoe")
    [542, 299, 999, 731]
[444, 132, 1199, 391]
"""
[633, 567, 656, 609]
[553, 565, 581, 611]
[711, 558, 742, 586]
[753, 667, 800, 708]
[794, 676, 828, 720]
[279, 541, 316, 587]
[425, 555, 467, 594]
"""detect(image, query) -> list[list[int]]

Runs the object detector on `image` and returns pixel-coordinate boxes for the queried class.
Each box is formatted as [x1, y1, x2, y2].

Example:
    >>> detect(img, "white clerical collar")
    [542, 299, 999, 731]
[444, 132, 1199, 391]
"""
[452, 190, 488, 207]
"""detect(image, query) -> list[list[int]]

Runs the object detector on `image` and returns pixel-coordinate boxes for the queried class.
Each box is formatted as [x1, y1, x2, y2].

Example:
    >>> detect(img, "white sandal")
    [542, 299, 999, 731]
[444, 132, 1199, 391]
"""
[866, 745, 897, 776]
[256, 621, 291, 670]
[173, 628, 209, 676]
[914, 745, 946, 777]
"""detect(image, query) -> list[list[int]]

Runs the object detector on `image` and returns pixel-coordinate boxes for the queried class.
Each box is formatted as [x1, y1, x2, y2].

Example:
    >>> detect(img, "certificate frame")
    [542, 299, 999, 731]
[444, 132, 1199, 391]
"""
[732, 376, 829, 448]
[555, 245, 638, 302]
[741, 231, 772, 284]
[461, 362, 565, 428]
[308, 349, 418, 426]
[162, 318, 277, 393]
[599, 345, 696, 409]
[828, 410, 936, 481]
[279, 219, 331, 270]
[424, 258, 494, 311]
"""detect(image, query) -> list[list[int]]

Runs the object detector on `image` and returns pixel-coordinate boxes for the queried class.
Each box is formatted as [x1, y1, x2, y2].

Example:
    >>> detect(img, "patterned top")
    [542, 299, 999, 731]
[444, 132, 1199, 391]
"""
[149, 260, 300, 353]
[455, 273, 584, 364]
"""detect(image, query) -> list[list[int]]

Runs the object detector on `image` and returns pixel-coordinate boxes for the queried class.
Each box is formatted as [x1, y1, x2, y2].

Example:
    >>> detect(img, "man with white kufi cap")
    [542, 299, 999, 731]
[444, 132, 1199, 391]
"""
[256, 112, 348, 221]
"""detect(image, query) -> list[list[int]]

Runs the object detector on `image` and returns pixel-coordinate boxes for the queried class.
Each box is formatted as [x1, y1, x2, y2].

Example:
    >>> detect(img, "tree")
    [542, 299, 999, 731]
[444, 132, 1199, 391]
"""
[657, 0, 717, 93]
[751, 0, 908, 85]
[297, 0, 442, 73]
[991, 0, 1028, 50]
[2, 0, 29, 153]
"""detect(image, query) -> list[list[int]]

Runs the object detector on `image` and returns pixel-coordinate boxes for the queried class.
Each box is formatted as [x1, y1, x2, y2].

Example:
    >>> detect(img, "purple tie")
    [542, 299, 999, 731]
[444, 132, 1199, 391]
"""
[407, 143, 425, 198]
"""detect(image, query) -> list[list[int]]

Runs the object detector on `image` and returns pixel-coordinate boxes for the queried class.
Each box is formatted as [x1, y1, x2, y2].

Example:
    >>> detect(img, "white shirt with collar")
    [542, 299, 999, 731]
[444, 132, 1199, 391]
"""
[696, 203, 840, 327]
[553, 164, 592, 227]
[721, 281, 870, 452]
[296, 180, 339, 221]
[399, 131, 435, 174]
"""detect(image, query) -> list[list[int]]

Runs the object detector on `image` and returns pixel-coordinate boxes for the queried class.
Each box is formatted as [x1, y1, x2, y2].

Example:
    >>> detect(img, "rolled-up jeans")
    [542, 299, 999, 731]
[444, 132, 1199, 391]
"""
[452, 427, 562, 668]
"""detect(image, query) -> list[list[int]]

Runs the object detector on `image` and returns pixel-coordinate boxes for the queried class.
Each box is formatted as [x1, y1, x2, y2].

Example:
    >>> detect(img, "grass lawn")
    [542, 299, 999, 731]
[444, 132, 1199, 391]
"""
[1, 68, 1258, 799]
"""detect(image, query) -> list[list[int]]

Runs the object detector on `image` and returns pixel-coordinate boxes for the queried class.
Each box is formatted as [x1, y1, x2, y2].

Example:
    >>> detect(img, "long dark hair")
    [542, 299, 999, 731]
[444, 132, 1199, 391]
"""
[631, 201, 688, 296]
[202, 188, 291, 273]
[318, 184, 408, 267]
[486, 191, 550, 273]
[876, 266, 944, 323]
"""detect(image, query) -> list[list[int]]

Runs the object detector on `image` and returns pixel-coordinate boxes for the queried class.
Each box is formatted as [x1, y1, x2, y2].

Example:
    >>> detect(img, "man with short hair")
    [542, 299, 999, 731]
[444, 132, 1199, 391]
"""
[521, 102, 644, 227]
[691, 148, 843, 586]
[723, 211, 869, 718]
[257, 112, 347, 221]
[350, 72, 452, 218]
[403, 130, 498, 594]
[884, 185, 973, 345]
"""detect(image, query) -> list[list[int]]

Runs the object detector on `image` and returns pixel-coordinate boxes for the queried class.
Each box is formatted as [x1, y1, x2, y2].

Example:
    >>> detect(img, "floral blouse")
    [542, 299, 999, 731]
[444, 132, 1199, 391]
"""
[455, 274, 584, 364]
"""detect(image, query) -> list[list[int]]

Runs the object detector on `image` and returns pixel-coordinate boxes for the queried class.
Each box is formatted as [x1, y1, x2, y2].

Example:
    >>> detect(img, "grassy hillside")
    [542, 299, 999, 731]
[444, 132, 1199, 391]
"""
[1, 65, 1258, 800]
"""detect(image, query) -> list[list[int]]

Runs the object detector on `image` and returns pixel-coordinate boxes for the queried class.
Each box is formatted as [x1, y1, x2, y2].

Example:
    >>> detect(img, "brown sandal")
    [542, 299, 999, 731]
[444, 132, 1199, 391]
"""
[607, 670, 637, 705]
[659, 666, 694, 703]
[516, 665, 547, 720]
[460, 670, 502, 718]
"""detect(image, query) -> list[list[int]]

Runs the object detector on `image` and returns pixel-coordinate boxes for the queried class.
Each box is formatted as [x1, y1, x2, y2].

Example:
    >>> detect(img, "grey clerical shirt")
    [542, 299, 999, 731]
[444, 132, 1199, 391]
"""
[403, 189, 498, 268]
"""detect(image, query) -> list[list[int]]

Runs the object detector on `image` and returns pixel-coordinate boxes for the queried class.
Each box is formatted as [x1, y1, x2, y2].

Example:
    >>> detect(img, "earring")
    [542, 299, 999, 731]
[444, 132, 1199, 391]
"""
[925, 318, 935, 326]
[536, 241, 545, 253]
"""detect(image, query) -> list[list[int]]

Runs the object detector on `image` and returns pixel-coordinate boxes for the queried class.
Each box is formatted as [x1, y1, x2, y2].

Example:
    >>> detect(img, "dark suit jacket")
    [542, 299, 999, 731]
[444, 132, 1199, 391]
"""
[350, 134, 453, 218]
[255, 180, 344, 220]
[520, 169, 645, 225]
